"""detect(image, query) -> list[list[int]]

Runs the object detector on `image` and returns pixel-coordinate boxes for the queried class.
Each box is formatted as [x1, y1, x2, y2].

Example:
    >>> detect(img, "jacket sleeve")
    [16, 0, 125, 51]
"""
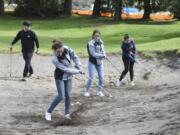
[52, 55, 80, 74]
[131, 40, 136, 54]
[128, 55, 136, 62]
[88, 42, 105, 59]
[68, 47, 82, 70]
[11, 31, 21, 45]
[101, 42, 106, 57]
[33, 32, 39, 49]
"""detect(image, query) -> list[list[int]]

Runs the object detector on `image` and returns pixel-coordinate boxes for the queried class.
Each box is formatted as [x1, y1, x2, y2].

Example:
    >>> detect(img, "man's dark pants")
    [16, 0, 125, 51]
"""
[22, 51, 34, 77]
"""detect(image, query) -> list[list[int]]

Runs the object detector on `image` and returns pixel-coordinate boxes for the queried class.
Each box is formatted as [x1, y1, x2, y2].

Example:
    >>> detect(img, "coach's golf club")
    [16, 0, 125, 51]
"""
[9, 48, 12, 78]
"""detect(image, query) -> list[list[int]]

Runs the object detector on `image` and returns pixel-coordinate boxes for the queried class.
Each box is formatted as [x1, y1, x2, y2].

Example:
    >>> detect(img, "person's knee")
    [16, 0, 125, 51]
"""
[129, 68, 134, 73]
[99, 76, 103, 83]
[65, 92, 71, 99]
[124, 69, 128, 74]
[57, 94, 64, 101]
[87, 77, 93, 84]
[65, 96, 71, 103]
[25, 60, 31, 65]
[88, 74, 94, 80]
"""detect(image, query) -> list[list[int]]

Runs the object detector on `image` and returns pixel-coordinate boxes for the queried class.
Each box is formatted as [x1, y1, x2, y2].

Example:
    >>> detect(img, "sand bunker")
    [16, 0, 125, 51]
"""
[0, 53, 179, 135]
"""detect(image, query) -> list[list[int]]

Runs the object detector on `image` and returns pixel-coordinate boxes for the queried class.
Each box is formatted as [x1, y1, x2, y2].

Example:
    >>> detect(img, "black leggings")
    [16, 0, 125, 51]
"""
[119, 57, 134, 81]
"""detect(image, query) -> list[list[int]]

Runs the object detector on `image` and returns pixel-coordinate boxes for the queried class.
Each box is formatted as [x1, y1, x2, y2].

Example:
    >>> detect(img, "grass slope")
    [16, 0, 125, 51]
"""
[0, 16, 180, 56]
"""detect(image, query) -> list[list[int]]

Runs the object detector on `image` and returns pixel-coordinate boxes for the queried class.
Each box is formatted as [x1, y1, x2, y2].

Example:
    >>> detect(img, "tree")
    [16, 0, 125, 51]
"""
[0, 0, 4, 16]
[158, 0, 180, 19]
[143, 0, 151, 19]
[170, 0, 180, 19]
[151, 0, 156, 13]
[92, 0, 102, 17]
[63, 0, 72, 16]
[14, 0, 64, 17]
[114, 0, 122, 21]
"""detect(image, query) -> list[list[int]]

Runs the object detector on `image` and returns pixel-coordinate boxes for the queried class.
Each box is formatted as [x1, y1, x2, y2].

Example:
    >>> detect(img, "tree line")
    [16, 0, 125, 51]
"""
[0, 0, 180, 20]
[93, 0, 180, 20]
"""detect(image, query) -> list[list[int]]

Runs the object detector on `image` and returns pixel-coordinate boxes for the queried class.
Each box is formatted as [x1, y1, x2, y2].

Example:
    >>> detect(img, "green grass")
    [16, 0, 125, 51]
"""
[0, 16, 180, 56]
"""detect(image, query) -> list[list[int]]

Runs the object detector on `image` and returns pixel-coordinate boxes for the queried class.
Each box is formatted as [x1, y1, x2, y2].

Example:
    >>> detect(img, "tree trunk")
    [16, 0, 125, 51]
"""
[64, 0, 72, 16]
[92, 0, 102, 17]
[114, 0, 122, 21]
[107, 0, 110, 7]
[143, 0, 151, 19]
[151, 0, 156, 13]
[0, 0, 4, 16]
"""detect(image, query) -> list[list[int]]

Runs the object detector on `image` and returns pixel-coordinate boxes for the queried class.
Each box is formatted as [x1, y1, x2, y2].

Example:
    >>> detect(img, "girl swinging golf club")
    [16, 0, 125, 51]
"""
[45, 40, 83, 121]
[117, 34, 137, 87]
[85, 30, 106, 97]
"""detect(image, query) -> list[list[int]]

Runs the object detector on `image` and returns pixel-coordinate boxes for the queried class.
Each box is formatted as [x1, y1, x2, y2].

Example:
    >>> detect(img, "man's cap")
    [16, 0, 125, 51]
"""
[23, 21, 31, 27]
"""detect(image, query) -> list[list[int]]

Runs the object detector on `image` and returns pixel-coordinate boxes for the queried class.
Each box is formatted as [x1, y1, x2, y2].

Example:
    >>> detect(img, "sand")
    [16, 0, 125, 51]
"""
[0, 53, 180, 135]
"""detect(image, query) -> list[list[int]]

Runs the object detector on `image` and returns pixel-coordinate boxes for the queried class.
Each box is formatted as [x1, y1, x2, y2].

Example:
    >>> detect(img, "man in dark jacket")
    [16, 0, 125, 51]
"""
[10, 21, 39, 81]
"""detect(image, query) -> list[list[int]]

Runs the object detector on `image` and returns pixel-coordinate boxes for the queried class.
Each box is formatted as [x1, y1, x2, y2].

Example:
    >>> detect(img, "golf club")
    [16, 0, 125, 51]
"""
[75, 75, 113, 98]
[10, 48, 12, 78]
[89, 76, 113, 98]
[106, 57, 121, 74]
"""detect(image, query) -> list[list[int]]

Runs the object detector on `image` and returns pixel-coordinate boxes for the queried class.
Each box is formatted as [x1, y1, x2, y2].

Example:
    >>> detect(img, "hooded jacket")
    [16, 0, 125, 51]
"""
[52, 46, 82, 80]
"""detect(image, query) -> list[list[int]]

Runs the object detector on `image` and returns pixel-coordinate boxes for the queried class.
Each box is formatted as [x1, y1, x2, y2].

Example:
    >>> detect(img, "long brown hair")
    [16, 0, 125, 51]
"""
[124, 34, 130, 40]
[92, 29, 101, 39]
[52, 39, 63, 50]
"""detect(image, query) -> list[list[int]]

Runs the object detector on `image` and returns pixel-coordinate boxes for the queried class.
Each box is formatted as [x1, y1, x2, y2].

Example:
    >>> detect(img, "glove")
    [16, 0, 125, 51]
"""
[79, 70, 85, 75]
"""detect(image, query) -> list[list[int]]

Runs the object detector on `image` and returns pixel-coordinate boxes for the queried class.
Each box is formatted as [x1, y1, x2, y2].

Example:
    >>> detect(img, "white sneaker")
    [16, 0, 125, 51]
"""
[97, 91, 104, 97]
[130, 81, 135, 86]
[116, 80, 122, 87]
[84, 92, 90, 97]
[45, 112, 51, 121]
[28, 74, 34, 78]
[65, 114, 71, 120]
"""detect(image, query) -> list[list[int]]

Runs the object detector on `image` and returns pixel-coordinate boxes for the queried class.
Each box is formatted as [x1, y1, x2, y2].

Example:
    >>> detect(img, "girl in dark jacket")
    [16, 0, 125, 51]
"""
[117, 34, 137, 86]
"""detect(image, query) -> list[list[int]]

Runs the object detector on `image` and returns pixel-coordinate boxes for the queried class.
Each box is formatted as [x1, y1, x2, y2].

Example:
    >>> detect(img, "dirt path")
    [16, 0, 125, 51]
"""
[0, 53, 180, 135]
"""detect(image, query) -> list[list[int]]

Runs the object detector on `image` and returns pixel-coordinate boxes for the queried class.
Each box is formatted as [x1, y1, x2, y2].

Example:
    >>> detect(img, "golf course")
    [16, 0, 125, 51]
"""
[0, 0, 180, 134]
[0, 16, 180, 135]
[0, 16, 180, 55]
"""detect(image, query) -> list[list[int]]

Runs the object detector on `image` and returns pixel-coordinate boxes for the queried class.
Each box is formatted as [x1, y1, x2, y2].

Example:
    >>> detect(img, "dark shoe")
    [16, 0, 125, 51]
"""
[21, 77, 27, 81]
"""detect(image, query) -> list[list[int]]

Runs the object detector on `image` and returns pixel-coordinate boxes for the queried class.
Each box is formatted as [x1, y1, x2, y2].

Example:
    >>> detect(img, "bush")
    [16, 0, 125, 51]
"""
[170, 0, 180, 19]
[14, 0, 64, 17]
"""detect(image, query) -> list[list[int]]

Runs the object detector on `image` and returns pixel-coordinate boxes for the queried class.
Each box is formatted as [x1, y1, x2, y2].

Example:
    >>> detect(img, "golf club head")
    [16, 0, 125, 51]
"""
[105, 90, 113, 98]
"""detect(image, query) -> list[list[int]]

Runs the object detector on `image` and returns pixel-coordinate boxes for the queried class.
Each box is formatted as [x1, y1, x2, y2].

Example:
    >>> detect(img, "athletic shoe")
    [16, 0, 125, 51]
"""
[45, 112, 51, 121]
[84, 92, 90, 97]
[28, 73, 34, 78]
[21, 77, 27, 81]
[116, 80, 122, 87]
[97, 91, 104, 97]
[64, 114, 71, 120]
[130, 81, 135, 86]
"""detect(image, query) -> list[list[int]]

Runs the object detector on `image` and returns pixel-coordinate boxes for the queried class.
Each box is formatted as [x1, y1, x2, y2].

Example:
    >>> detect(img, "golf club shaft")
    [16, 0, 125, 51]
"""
[74, 75, 112, 96]
[10, 50, 12, 77]
[106, 58, 121, 73]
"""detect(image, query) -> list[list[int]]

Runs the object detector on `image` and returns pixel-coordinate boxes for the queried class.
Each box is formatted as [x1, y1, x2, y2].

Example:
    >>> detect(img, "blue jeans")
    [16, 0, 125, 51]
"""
[86, 61, 104, 92]
[48, 79, 72, 115]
